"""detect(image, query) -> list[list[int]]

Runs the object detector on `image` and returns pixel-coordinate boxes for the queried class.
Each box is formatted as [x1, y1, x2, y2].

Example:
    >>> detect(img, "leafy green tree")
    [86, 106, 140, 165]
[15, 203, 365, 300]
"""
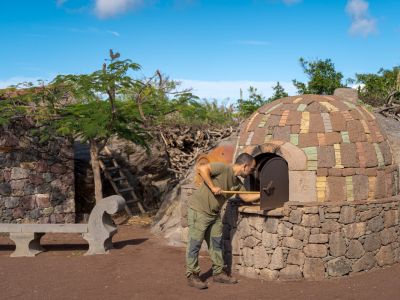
[354, 66, 400, 107]
[236, 86, 269, 117]
[268, 81, 289, 101]
[292, 57, 345, 95]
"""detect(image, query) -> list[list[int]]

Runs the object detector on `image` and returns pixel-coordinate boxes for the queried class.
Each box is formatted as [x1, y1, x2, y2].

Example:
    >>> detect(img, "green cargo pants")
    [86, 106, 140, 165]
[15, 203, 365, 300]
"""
[185, 208, 224, 277]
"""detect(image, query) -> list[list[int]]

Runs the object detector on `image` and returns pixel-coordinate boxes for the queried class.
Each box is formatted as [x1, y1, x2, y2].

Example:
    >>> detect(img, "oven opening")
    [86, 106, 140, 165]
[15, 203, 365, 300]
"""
[245, 153, 289, 210]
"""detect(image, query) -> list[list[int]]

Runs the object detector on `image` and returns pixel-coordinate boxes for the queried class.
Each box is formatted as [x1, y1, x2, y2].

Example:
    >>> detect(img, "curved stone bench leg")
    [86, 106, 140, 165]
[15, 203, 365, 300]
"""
[82, 233, 110, 256]
[9, 233, 45, 257]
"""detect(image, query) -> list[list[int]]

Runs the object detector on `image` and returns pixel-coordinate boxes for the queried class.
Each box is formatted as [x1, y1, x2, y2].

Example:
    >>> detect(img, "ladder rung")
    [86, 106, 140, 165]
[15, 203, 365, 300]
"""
[118, 187, 133, 193]
[112, 177, 126, 181]
[126, 199, 138, 204]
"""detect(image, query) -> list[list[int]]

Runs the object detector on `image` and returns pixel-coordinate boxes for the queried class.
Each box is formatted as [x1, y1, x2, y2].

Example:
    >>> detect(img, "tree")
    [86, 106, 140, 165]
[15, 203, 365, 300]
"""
[268, 81, 288, 102]
[292, 57, 345, 95]
[236, 86, 269, 118]
[354, 66, 400, 107]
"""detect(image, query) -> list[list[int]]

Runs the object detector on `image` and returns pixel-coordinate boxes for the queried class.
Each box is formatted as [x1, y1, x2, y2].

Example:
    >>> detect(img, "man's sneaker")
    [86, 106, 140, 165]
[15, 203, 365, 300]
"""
[187, 274, 208, 289]
[213, 272, 238, 284]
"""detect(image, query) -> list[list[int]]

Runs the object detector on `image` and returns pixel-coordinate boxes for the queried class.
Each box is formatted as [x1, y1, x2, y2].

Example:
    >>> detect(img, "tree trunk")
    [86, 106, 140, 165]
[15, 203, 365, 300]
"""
[90, 139, 103, 202]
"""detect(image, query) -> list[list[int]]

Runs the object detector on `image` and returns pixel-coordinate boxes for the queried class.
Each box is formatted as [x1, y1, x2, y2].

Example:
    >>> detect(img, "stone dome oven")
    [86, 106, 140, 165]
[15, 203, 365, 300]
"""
[222, 92, 400, 281]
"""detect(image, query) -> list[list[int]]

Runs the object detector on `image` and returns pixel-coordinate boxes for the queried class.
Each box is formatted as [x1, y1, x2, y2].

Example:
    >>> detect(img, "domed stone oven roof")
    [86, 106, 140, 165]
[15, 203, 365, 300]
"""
[236, 94, 399, 203]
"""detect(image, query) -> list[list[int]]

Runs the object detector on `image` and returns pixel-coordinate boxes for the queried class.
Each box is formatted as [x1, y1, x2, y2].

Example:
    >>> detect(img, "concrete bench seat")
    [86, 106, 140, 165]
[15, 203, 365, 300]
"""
[0, 195, 126, 257]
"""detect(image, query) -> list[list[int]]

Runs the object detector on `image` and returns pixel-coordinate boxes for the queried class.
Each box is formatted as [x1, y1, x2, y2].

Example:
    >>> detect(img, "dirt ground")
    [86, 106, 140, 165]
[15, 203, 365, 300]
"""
[0, 224, 399, 300]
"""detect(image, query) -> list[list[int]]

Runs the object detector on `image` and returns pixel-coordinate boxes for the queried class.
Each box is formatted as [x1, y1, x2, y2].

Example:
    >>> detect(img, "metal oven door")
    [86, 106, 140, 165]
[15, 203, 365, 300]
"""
[259, 156, 289, 210]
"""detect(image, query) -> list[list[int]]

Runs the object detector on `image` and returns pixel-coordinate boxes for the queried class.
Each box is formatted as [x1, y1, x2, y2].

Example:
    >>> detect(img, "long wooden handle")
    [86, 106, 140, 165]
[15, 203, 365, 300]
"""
[221, 190, 260, 195]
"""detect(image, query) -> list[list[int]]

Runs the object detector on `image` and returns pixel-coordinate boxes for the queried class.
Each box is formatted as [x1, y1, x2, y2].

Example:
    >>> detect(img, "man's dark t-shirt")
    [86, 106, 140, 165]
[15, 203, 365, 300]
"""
[188, 162, 243, 216]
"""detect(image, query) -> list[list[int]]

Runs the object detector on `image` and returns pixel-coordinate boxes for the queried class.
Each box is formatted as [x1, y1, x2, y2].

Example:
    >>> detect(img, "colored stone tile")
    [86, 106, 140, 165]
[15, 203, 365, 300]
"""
[245, 131, 254, 146]
[324, 132, 342, 145]
[300, 112, 310, 133]
[347, 120, 367, 143]
[265, 102, 283, 114]
[368, 176, 376, 200]
[343, 101, 356, 109]
[316, 168, 328, 176]
[364, 143, 379, 167]
[340, 131, 349, 143]
[298, 133, 319, 148]
[264, 134, 273, 143]
[349, 109, 363, 120]
[257, 115, 270, 128]
[303, 146, 318, 161]
[334, 143, 344, 168]
[291, 124, 300, 134]
[360, 120, 371, 134]
[346, 176, 354, 201]
[355, 142, 367, 168]
[317, 146, 335, 168]
[290, 134, 299, 146]
[342, 168, 356, 176]
[321, 113, 333, 133]
[309, 113, 325, 133]
[316, 176, 327, 202]
[360, 106, 375, 120]
[317, 133, 327, 146]
[293, 97, 303, 104]
[279, 110, 290, 127]
[326, 176, 346, 202]
[375, 171, 387, 199]
[320, 102, 339, 112]
[307, 160, 318, 171]
[328, 168, 343, 176]
[353, 175, 369, 200]
[246, 113, 263, 131]
[286, 111, 302, 125]
[330, 111, 346, 132]
[341, 111, 353, 122]
[273, 126, 291, 142]
[297, 103, 307, 112]
[251, 127, 268, 145]
[340, 143, 358, 167]
[306, 101, 328, 113]
[374, 143, 385, 167]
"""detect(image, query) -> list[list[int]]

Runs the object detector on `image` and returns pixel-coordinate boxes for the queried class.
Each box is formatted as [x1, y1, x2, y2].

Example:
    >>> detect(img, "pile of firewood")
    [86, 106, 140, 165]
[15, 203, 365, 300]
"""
[156, 125, 237, 179]
[376, 105, 400, 121]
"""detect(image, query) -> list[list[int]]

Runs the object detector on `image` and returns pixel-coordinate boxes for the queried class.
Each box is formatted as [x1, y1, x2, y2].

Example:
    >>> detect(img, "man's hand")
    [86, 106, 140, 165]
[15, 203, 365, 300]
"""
[211, 186, 222, 195]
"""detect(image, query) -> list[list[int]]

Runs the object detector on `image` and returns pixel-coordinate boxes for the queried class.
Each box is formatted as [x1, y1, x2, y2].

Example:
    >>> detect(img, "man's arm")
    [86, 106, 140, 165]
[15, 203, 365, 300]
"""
[238, 193, 260, 203]
[198, 164, 222, 195]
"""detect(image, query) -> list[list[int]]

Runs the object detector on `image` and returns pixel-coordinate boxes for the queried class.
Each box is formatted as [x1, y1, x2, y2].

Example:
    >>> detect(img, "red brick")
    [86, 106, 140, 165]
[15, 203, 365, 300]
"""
[267, 114, 282, 127]
[340, 143, 358, 167]
[298, 133, 319, 148]
[386, 173, 394, 197]
[347, 120, 367, 142]
[273, 126, 291, 142]
[326, 176, 346, 202]
[286, 111, 302, 125]
[309, 114, 325, 133]
[259, 101, 280, 113]
[330, 112, 346, 132]
[317, 168, 328, 176]
[353, 175, 369, 201]
[238, 131, 250, 145]
[318, 146, 335, 168]
[325, 132, 342, 145]
[355, 168, 366, 175]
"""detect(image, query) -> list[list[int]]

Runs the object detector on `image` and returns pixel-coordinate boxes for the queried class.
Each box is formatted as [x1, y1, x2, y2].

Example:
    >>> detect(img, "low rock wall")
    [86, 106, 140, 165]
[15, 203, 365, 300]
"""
[223, 198, 400, 280]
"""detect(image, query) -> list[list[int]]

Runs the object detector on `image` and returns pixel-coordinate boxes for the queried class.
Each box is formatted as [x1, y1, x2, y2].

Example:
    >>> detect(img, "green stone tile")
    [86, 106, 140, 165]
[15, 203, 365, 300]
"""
[290, 134, 299, 145]
[341, 131, 350, 143]
[344, 101, 356, 109]
[307, 160, 318, 170]
[374, 143, 385, 167]
[266, 103, 283, 114]
[297, 103, 307, 112]
[302, 147, 318, 160]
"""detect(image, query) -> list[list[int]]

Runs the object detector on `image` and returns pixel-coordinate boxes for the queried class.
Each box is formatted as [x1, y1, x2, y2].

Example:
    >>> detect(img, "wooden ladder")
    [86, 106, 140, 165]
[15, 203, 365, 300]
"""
[99, 146, 146, 215]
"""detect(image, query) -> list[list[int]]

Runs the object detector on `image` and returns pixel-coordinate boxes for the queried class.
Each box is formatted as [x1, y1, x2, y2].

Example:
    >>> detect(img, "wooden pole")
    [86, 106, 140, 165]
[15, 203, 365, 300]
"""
[221, 190, 260, 195]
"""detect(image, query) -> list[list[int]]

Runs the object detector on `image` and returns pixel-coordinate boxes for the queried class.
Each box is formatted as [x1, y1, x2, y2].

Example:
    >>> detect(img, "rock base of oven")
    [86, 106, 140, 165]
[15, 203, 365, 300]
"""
[223, 197, 400, 280]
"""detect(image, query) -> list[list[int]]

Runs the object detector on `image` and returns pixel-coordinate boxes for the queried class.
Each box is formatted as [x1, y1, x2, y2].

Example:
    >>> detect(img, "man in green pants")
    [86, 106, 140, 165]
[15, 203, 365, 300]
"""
[186, 153, 260, 289]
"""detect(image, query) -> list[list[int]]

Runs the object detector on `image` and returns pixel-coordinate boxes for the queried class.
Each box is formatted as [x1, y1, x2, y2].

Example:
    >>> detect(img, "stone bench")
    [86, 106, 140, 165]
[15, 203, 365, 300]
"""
[0, 195, 126, 257]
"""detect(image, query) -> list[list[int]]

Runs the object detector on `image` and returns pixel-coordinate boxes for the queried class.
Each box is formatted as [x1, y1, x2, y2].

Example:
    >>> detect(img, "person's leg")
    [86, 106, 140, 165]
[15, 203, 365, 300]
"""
[185, 208, 212, 277]
[204, 216, 224, 276]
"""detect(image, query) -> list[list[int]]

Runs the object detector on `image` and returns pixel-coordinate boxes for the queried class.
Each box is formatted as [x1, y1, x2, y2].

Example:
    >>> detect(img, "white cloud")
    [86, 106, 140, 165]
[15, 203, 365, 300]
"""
[177, 79, 296, 103]
[346, 0, 377, 37]
[107, 30, 120, 37]
[236, 40, 270, 46]
[95, 0, 144, 18]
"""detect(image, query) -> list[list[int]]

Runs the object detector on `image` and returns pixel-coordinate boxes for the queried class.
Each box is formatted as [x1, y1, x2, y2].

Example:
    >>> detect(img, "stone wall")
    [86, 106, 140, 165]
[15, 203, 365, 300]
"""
[223, 198, 400, 280]
[0, 117, 75, 223]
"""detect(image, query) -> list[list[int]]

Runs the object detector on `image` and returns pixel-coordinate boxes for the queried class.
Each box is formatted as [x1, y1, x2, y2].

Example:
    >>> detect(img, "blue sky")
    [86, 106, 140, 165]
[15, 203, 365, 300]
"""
[1, 0, 399, 103]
